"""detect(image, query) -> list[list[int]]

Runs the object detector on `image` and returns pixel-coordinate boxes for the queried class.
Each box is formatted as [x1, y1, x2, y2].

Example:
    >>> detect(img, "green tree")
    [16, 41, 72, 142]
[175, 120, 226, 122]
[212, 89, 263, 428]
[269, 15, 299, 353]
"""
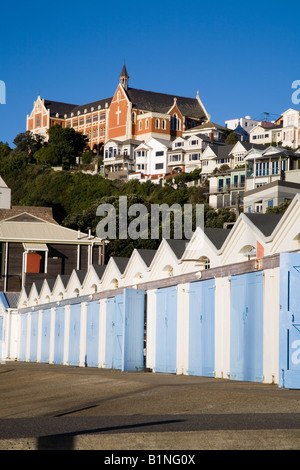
[35, 125, 88, 169]
[13, 131, 43, 157]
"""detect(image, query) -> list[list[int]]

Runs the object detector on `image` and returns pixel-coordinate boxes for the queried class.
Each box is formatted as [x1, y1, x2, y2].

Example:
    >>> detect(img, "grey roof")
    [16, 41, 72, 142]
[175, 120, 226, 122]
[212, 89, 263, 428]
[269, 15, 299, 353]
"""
[204, 228, 231, 249]
[44, 85, 206, 121]
[165, 239, 189, 259]
[44, 97, 113, 119]
[59, 274, 70, 288]
[92, 264, 106, 279]
[136, 249, 156, 267]
[244, 213, 283, 236]
[44, 100, 78, 118]
[4, 292, 20, 308]
[120, 64, 129, 78]
[125, 88, 207, 120]
[75, 269, 87, 284]
[113, 257, 130, 274]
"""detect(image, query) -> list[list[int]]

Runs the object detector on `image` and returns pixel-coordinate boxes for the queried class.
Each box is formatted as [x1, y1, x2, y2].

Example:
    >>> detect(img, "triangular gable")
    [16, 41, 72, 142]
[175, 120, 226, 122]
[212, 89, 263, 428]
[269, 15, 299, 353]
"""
[268, 193, 300, 254]
[65, 269, 86, 298]
[81, 264, 106, 295]
[100, 257, 126, 291]
[148, 239, 183, 280]
[121, 249, 155, 286]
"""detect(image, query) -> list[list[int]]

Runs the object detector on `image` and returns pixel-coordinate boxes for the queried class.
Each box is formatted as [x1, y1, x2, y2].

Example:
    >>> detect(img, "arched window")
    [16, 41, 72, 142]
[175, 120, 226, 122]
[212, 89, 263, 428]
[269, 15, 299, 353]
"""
[171, 114, 180, 131]
[199, 256, 210, 269]
[145, 119, 149, 129]
[139, 121, 142, 131]
[111, 278, 119, 289]
[155, 119, 160, 129]
[162, 119, 166, 130]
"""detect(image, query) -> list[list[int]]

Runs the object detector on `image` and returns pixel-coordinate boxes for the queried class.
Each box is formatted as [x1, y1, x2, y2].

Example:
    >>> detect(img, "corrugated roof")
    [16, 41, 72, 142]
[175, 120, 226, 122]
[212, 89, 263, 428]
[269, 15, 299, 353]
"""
[0, 219, 102, 244]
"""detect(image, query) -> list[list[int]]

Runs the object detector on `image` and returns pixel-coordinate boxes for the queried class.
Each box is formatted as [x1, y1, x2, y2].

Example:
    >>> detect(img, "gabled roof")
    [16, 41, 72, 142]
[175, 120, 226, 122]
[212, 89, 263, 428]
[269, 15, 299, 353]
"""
[44, 97, 113, 119]
[44, 100, 78, 118]
[125, 88, 207, 120]
[204, 228, 231, 250]
[243, 213, 283, 237]
[135, 249, 156, 267]
[165, 239, 189, 259]
[112, 257, 130, 274]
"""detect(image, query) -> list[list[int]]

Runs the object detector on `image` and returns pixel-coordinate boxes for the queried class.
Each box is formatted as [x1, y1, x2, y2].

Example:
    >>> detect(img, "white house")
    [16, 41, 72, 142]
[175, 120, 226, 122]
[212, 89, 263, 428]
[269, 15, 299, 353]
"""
[225, 116, 261, 141]
[133, 137, 172, 182]
[244, 146, 300, 192]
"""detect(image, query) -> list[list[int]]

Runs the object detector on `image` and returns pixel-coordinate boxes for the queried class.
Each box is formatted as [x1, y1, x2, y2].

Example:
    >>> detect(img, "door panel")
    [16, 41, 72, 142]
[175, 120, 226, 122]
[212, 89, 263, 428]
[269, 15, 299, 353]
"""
[86, 301, 100, 368]
[230, 272, 264, 382]
[41, 309, 51, 363]
[155, 286, 177, 373]
[279, 253, 300, 388]
[54, 306, 65, 365]
[188, 279, 215, 377]
[29, 311, 39, 362]
[68, 304, 81, 366]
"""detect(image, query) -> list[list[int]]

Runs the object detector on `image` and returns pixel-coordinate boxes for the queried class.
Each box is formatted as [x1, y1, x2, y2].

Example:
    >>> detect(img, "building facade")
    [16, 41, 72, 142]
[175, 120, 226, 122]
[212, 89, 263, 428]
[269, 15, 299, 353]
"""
[27, 66, 209, 156]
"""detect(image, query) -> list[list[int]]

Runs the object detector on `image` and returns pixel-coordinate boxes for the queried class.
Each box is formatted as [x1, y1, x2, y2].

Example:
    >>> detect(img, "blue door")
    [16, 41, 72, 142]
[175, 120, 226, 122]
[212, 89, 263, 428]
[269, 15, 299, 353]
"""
[123, 288, 145, 372]
[105, 295, 123, 370]
[187, 279, 215, 377]
[19, 313, 28, 361]
[105, 289, 145, 371]
[29, 311, 39, 362]
[54, 306, 65, 364]
[0, 315, 3, 360]
[279, 253, 300, 389]
[230, 271, 264, 382]
[68, 304, 81, 366]
[41, 309, 51, 363]
[155, 286, 177, 373]
[86, 301, 100, 367]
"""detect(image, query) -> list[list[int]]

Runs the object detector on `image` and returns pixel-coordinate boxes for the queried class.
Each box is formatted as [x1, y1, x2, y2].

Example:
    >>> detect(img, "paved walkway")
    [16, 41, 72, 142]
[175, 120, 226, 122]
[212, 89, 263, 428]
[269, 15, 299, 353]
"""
[0, 361, 299, 450]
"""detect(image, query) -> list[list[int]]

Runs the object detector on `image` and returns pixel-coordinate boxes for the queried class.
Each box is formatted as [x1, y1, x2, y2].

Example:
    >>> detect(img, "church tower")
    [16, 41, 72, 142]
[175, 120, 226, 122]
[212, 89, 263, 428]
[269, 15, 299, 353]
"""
[119, 64, 129, 90]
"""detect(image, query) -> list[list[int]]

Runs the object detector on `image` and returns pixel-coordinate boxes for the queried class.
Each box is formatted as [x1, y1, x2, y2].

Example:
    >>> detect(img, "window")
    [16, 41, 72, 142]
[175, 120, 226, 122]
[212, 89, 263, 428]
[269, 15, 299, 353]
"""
[162, 119, 166, 130]
[190, 140, 199, 146]
[155, 119, 160, 129]
[137, 150, 145, 157]
[139, 121, 142, 131]
[79, 117, 84, 126]
[189, 153, 200, 161]
[93, 114, 98, 122]
[36, 116, 40, 128]
[156, 151, 164, 156]
[175, 142, 183, 147]
[155, 163, 164, 170]
[170, 154, 181, 162]
[145, 119, 149, 129]
[100, 112, 106, 121]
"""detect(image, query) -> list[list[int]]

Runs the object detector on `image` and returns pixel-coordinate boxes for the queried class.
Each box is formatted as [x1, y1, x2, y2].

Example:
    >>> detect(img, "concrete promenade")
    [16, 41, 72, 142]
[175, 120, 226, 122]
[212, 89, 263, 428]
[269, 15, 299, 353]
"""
[0, 361, 299, 450]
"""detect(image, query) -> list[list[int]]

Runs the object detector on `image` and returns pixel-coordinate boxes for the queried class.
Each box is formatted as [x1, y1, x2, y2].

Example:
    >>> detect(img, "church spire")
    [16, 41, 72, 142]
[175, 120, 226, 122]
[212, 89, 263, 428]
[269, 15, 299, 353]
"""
[119, 64, 129, 90]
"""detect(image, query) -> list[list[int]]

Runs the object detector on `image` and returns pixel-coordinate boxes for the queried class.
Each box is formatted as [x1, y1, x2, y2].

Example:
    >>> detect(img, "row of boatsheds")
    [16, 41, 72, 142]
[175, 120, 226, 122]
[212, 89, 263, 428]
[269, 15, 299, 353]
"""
[1, 195, 300, 389]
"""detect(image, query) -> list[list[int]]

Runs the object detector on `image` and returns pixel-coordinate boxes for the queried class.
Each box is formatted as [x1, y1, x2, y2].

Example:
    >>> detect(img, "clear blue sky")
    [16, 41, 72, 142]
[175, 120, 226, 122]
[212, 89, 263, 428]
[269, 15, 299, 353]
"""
[0, 0, 299, 147]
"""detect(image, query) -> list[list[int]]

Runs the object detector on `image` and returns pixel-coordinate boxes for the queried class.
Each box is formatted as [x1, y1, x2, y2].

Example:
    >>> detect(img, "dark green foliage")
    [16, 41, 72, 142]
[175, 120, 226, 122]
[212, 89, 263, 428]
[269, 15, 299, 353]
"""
[0, 131, 237, 260]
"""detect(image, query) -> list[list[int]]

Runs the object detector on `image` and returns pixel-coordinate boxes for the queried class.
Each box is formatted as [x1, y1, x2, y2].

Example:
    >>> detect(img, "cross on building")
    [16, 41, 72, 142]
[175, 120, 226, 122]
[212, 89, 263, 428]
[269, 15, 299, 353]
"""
[116, 106, 121, 125]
